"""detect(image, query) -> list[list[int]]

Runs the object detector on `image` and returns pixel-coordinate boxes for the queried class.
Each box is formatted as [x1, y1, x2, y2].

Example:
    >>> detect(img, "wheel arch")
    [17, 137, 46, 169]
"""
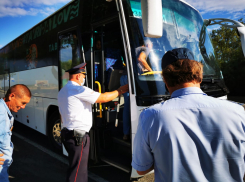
[46, 105, 59, 134]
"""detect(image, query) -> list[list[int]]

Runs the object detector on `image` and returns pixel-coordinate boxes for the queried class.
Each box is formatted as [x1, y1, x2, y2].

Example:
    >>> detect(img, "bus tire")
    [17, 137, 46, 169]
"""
[48, 111, 62, 153]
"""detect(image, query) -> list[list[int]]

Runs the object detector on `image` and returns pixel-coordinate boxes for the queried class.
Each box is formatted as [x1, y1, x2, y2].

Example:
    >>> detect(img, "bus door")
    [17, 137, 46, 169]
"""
[91, 19, 132, 173]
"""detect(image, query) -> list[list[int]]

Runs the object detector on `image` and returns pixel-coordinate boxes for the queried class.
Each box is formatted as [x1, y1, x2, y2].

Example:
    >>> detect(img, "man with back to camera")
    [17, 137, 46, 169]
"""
[58, 63, 128, 182]
[0, 84, 31, 182]
[132, 48, 245, 182]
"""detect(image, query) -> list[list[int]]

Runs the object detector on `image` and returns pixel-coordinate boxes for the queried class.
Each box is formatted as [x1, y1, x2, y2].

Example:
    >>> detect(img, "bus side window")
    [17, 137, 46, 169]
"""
[59, 31, 81, 88]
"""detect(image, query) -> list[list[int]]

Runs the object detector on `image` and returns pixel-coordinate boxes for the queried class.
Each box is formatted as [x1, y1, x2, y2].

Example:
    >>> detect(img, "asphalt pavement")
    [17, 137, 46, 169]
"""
[9, 135, 68, 182]
[7, 96, 245, 182]
[8, 122, 154, 182]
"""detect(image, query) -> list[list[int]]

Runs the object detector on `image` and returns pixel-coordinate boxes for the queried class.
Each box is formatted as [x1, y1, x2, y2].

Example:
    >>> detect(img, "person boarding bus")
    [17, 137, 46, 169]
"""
[58, 63, 128, 182]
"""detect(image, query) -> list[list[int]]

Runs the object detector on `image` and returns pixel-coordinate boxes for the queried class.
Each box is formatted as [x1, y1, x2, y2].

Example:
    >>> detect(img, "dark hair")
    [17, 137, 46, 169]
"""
[5, 84, 32, 99]
[162, 59, 203, 87]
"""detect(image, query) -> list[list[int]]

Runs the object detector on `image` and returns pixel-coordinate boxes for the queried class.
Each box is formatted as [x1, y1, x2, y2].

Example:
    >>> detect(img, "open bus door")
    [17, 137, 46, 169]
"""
[90, 18, 132, 173]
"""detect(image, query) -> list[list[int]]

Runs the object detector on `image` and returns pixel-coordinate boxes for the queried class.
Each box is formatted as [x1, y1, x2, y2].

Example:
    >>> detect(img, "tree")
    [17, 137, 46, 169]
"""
[210, 18, 245, 96]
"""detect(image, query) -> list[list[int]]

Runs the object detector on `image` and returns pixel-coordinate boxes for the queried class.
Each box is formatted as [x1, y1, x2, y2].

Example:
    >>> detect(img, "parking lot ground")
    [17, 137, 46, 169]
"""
[8, 122, 132, 182]
[9, 134, 69, 182]
[8, 94, 245, 182]
[9, 132, 132, 182]
[9, 132, 141, 182]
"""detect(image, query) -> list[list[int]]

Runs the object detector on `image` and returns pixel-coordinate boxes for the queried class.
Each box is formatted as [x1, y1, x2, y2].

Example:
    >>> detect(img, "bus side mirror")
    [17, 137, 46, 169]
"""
[141, 0, 162, 38]
[237, 27, 245, 57]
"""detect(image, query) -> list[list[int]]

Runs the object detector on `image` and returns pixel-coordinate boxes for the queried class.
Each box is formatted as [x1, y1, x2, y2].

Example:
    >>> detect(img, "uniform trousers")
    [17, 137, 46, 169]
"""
[61, 129, 90, 182]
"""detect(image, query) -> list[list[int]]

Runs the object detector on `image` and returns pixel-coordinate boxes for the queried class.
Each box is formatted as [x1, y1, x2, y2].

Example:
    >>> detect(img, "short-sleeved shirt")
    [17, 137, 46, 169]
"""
[58, 81, 101, 132]
[132, 87, 245, 182]
[0, 99, 14, 182]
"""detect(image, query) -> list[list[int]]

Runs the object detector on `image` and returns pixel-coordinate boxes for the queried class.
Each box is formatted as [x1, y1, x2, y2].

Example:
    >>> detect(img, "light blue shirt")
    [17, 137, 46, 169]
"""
[132, 87, 245, 182]
[0, 99, 14, 182]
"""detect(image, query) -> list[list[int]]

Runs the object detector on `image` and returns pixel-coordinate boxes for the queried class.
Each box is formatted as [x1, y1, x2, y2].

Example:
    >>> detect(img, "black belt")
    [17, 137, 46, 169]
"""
[61, 128, 89, 135]
[61, 128, 88, 146]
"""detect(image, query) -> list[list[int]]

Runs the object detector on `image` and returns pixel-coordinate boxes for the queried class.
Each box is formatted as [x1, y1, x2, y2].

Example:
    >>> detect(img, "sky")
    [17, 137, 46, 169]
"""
[184, 0, 245, 31]
[0, 0, 72, 49]
[0, 0, 245, 49]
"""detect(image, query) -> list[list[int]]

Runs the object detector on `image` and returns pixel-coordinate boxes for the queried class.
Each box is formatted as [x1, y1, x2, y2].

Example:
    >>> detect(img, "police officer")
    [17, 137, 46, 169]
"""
[58, 63, 128, 182]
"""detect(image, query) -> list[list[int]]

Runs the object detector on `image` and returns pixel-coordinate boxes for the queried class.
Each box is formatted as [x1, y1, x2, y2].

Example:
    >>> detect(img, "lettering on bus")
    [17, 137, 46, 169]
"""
[21, 0, 80, 45]
[49, 42, 58, 52]
[0, 0, 80, 55]
[11, 37, 23, 50]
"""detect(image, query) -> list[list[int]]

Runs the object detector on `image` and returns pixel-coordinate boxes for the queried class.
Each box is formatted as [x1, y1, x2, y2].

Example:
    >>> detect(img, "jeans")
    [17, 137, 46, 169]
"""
[120, 75, 130, 135]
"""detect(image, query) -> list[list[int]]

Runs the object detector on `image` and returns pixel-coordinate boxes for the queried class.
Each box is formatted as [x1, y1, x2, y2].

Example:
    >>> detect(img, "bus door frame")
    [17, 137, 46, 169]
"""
[91, 15, 119, 92]
[115, 0, 152, 178]
[90, 15, 127, 162]
[91, 15, 121, 116]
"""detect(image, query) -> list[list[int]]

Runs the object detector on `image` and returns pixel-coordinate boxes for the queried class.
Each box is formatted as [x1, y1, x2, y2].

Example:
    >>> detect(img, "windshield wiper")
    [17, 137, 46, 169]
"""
[201, 78, 229, 94]
[203, 74, 216, 78]
[202, 78, 217, 83]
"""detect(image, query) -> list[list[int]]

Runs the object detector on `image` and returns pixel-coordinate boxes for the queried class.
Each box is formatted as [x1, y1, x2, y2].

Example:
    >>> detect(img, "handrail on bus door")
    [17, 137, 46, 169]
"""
[95, 81, 102, 118]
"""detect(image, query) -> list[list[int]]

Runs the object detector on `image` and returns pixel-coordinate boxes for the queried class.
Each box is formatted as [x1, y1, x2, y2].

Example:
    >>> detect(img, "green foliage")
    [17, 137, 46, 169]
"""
[210, 18, 245, 96]
[61, 59, 72, 70]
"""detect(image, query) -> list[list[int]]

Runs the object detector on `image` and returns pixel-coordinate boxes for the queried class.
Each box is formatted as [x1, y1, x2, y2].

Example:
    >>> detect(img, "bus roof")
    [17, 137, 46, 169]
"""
[179, 0, 199, 13]
[1, 0, 201, 51]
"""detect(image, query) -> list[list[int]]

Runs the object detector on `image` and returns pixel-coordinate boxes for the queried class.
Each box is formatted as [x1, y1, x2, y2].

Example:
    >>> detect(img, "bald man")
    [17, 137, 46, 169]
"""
[0, 84, 31, 182]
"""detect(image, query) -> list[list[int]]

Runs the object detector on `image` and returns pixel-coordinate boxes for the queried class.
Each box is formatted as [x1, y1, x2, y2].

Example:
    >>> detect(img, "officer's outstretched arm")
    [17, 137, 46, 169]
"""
[95, 84, 129, 103]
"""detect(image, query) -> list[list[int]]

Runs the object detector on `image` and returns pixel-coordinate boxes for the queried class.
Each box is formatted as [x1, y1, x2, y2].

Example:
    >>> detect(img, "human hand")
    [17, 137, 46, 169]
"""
[118, 84, 129, 95]
[0, 153, 5, 165]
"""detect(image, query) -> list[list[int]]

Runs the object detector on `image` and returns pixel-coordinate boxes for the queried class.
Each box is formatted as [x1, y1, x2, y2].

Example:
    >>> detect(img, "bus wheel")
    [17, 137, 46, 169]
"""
[48, 112, 62, 153]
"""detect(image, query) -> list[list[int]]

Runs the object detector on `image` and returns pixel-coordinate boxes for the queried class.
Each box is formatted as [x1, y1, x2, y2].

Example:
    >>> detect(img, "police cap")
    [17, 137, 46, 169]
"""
[161, 48, 194, 70]
[65, 63, 87, 75]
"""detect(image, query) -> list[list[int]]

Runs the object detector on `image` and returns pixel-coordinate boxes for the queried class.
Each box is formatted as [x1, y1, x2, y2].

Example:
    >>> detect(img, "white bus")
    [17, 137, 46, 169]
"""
[0, 0, 245, 178]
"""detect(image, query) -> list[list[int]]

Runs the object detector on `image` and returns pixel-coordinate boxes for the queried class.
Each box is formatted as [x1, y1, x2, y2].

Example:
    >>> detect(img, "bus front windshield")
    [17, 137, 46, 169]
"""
[126, 0, 222, 97]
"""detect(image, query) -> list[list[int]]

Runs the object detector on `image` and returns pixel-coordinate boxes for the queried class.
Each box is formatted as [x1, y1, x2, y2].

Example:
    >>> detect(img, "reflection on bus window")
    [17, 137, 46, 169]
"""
[59, 31, 81, 87]
[26, 44, 38, 69]
[127, 0, 222, 96]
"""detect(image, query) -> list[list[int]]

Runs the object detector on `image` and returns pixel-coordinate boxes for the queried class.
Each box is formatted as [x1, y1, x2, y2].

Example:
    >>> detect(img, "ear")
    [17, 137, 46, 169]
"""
[8, 93, 15, 101]
[76, 74, 80, 80]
